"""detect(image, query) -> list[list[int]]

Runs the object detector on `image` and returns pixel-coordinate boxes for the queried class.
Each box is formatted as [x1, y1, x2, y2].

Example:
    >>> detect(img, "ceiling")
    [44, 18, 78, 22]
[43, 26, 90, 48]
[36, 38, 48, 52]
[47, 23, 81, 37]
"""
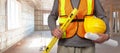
[18, 0, 54, 10]
[18, 0, 120, 11]
[18, 0, 41, 10]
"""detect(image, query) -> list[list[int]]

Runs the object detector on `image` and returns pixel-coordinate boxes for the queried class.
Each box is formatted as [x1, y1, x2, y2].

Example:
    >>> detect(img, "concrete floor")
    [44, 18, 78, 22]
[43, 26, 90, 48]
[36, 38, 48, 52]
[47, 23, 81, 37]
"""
[3, 31, 120, 53]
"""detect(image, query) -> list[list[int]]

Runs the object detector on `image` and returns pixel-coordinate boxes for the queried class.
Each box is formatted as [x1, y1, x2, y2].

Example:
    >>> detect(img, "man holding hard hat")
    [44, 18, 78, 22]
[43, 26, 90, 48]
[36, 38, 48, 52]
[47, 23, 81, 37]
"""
[48, 0, 110, 53]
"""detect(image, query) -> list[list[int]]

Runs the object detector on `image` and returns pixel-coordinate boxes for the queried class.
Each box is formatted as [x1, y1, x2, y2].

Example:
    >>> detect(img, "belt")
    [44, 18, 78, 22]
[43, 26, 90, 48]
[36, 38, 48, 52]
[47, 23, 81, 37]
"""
[72, 19, 84, 22]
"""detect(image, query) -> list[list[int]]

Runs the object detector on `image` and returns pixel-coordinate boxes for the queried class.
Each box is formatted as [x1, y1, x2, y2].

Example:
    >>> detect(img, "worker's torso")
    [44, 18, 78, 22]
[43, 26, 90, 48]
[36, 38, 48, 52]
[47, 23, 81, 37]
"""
[58, 0, 94, 38]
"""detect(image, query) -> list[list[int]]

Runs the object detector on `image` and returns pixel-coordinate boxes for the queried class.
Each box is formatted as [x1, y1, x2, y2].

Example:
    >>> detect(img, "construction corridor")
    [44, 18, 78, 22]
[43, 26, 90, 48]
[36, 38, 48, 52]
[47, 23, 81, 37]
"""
[0, 0, 120, 53]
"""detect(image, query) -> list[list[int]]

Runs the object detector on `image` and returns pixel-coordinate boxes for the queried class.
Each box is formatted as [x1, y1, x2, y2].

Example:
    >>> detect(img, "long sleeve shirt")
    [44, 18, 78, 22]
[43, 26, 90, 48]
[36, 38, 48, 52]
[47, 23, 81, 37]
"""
[48, 0, 109, 47]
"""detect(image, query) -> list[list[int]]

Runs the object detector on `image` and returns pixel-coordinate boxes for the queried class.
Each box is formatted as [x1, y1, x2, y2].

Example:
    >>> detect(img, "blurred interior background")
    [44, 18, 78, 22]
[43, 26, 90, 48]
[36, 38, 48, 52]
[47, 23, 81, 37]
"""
[0, 0, 120, 53]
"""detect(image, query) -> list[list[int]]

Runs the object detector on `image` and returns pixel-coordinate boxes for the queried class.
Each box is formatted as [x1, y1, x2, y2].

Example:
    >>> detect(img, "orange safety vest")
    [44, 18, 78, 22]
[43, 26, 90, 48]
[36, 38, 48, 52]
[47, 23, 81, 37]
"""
[58, 0, 94, 38]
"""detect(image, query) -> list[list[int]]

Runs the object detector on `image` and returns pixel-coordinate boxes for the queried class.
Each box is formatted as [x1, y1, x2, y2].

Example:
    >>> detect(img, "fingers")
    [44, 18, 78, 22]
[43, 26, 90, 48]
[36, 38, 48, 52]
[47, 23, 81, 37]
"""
[52, 28, 63, 39]
[98, 34, 109, 41]
[93, 34, 109, 44]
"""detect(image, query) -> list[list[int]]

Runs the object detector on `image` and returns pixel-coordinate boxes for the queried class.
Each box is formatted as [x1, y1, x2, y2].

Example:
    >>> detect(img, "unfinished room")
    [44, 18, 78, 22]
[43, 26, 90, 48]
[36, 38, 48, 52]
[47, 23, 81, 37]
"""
[0, 0, 120, 53]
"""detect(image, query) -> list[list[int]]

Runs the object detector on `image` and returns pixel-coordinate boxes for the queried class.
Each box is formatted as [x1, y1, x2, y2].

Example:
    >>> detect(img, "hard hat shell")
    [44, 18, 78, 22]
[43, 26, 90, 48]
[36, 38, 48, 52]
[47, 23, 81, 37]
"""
[84, 16, 106, 33]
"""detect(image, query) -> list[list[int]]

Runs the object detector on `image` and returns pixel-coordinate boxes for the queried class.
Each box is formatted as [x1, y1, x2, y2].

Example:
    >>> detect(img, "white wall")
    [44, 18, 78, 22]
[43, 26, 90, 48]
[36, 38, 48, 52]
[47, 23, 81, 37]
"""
[0, 0, 34, 52]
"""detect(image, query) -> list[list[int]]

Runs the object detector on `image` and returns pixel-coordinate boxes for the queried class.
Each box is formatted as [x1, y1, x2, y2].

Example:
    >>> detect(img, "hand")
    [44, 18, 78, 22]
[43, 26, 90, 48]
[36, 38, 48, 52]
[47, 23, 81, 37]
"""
[93, 33, 109, 44]
[52, 28, 63, 39]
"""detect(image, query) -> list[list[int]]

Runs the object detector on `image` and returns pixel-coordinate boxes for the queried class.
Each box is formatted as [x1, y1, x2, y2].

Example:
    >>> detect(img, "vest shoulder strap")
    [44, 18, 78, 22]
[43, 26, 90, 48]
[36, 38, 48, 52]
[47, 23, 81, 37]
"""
[87, 0, 94, 15]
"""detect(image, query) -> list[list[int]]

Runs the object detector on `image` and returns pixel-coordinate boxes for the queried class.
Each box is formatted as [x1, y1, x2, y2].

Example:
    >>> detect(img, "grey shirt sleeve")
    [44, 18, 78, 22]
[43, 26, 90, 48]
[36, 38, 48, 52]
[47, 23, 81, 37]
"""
[48, 0, 59, 31]
[94, 0, 110, 34]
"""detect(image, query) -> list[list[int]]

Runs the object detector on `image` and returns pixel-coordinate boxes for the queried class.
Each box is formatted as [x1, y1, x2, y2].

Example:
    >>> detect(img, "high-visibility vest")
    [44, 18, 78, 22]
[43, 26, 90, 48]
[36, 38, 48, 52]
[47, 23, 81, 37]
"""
[58, 0, 94, 38]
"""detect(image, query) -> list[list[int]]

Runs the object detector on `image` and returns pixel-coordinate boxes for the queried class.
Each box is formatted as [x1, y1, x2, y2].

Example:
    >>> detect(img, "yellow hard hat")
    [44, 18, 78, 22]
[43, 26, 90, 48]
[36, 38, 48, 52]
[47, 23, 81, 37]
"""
[84, 16, 106, 33]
